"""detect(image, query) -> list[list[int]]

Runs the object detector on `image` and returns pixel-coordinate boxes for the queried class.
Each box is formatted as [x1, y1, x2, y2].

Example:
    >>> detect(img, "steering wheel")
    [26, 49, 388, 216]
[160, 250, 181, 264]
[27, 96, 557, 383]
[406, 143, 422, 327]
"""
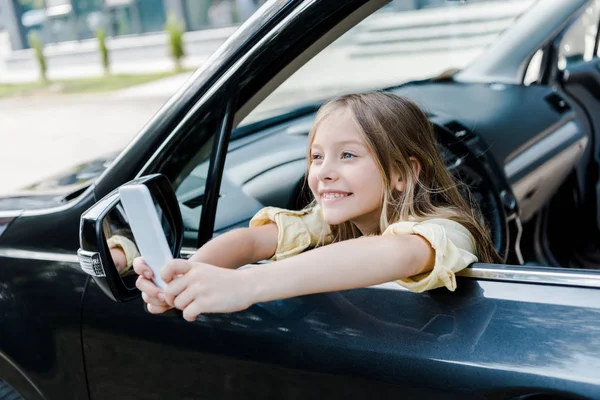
[436, 126, 508, 262]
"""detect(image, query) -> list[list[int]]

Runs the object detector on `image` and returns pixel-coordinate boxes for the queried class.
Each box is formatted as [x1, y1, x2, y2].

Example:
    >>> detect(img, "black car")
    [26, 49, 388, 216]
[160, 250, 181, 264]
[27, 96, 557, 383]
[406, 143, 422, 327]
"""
[2, 0, 600, 398]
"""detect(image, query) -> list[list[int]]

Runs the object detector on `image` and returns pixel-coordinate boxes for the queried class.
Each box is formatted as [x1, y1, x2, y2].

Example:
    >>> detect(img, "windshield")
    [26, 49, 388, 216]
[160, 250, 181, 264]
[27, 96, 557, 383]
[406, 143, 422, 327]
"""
[242, 0, 537, 125]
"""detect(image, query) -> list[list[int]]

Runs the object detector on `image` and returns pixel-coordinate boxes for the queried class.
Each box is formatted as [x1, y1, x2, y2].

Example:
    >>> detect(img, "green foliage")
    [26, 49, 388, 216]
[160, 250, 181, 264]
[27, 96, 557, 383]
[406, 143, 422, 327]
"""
[0, 70, 192, 98]
[18, 0, 44, 11]
[27, 31, 47, 83]
[165, 13, 185, 71]
[96, 28, 110, 75]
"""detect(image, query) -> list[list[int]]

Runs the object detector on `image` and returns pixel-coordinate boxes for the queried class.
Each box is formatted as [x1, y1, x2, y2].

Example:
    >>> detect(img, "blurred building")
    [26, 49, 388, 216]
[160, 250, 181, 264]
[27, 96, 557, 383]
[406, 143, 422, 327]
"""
[0, 0, 265, 50]
[0, 0, 25, 50]
[0, 0, 496, 51]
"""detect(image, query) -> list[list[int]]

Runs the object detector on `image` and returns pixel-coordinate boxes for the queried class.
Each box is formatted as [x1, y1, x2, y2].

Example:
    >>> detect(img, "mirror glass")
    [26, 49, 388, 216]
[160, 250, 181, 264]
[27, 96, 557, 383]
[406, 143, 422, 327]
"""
[101, 195, 177, 288]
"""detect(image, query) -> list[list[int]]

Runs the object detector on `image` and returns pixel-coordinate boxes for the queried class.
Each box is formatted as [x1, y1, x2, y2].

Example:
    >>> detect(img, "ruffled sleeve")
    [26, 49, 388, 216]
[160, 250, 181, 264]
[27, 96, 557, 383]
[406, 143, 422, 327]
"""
[382, 218, 478, 292]
[249, 206, 332, 260]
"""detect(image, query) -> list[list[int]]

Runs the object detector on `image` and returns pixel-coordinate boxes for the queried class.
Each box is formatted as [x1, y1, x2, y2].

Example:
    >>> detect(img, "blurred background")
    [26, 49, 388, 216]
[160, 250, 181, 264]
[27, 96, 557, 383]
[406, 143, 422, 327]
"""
[0, 0, 536, 196]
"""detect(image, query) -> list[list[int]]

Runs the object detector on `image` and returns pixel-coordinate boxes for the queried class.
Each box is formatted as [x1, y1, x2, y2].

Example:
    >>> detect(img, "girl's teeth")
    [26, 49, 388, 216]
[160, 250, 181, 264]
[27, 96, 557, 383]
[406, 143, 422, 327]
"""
[323, 193, 348, 199]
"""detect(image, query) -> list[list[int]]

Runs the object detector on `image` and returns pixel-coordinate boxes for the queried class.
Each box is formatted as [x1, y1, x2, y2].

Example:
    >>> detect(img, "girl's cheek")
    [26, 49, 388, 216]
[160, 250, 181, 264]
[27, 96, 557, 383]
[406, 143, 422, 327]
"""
[307, 171, 320, 202]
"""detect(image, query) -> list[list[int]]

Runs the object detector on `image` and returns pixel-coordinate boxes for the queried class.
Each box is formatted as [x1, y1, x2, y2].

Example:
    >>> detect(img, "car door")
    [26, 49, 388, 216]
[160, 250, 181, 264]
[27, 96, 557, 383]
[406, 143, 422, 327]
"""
[80, 0, 600, 399]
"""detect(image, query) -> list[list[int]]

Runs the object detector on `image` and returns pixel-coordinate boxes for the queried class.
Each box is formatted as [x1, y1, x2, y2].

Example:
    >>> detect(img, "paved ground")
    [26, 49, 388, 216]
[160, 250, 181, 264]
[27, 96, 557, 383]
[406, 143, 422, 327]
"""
[0, 94, 170, 195]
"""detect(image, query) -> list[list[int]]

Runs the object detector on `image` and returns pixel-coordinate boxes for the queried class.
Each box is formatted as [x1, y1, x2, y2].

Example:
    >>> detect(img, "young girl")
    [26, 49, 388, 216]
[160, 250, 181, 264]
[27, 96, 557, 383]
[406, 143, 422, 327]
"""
[130, 92, 499, 321]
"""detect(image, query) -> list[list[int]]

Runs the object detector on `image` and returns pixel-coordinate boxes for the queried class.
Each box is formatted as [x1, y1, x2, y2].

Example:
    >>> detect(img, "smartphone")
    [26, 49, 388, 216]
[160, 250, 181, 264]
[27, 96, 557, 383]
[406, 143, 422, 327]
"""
[119, 184, 173, 289]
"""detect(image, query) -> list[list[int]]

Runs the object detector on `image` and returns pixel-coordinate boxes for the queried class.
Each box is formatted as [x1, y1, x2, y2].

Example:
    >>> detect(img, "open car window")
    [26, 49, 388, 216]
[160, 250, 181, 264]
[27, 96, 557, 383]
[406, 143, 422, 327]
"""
[161, 0, 533, 249]
[241, 0, 538, 126]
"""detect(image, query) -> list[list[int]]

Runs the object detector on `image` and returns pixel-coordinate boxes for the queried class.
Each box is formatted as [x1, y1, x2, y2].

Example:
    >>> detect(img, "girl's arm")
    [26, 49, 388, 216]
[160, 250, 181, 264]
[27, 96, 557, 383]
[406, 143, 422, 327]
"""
[248, 234, 434, 304]
[111, 224, 277, 273]
[160, 234, 435, 319]
[188, 223, 278, 268]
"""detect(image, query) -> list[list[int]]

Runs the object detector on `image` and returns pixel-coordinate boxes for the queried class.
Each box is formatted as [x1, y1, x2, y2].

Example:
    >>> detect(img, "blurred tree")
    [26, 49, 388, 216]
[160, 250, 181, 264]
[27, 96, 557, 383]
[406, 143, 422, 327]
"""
[165, 12, 185, 71]
[27, 31, 48, 82]
[96, 27, 110, 75]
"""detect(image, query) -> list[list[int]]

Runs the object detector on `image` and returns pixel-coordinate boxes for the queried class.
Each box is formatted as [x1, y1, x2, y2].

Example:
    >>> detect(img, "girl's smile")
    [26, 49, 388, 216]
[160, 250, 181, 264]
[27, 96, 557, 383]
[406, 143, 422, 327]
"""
[319, 190, 353, 202]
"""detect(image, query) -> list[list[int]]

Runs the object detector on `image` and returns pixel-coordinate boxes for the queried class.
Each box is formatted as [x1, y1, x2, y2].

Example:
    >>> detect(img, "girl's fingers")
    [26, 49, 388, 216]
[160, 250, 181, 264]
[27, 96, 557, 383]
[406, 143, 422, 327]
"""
[160, 259, 193, 283]
[147, 304, 172, 314]
[135, 276, 161, 298]
[172, 288, 195, 311]
[141, 292, 168, 307]
[182, 300, 203, 322]
[133, 257, 153, 278]
[163, 273, 189, 298]
[163, 292, 176, 308]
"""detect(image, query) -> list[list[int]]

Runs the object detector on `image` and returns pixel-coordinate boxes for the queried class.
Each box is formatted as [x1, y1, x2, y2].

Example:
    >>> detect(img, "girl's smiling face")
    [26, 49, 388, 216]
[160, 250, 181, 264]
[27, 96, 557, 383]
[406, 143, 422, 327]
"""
[308, 108, 385, 235]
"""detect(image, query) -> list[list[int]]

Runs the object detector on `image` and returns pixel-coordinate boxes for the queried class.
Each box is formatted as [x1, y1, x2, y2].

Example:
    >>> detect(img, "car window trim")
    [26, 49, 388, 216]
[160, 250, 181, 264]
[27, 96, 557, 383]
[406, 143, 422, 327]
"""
[3, 248, 599, 291]
[178, 247, 600, 289]
[197, 98, 236, 247]
[460, 264, 600, 289]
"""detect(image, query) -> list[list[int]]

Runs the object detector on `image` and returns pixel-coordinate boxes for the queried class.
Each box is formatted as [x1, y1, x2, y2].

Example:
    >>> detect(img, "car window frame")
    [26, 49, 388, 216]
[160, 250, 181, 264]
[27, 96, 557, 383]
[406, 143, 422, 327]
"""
[520, 1, 600, 86]
[196, 98, 237, 247]
[556, 0, 600, 70]
[536, 0, 600, 85]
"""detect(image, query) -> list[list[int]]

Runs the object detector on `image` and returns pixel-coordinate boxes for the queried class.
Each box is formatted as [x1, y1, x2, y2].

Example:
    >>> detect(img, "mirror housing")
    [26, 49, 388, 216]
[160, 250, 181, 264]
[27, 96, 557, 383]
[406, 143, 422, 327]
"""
[78, 174, 183, 302]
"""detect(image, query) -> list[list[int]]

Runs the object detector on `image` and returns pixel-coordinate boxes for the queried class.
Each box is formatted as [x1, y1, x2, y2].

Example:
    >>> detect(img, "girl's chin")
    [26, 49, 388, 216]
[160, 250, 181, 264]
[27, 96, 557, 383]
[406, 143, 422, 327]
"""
[322, 211, 351, 226]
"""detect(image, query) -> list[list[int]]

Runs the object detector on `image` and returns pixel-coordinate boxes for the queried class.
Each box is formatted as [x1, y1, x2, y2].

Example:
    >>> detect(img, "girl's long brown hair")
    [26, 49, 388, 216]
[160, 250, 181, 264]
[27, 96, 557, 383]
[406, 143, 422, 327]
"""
[308, 92, 500, 264]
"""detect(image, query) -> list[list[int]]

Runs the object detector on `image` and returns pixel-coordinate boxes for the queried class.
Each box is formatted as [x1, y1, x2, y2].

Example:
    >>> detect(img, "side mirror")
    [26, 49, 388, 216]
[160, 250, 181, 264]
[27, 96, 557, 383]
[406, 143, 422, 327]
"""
[78, 174, 183, 302]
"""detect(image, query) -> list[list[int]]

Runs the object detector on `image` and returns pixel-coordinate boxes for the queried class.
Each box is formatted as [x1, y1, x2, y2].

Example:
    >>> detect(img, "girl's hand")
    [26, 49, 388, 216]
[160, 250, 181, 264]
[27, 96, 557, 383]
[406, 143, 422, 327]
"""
[161, 259, 256, 321]
[133, 257, 174, 314]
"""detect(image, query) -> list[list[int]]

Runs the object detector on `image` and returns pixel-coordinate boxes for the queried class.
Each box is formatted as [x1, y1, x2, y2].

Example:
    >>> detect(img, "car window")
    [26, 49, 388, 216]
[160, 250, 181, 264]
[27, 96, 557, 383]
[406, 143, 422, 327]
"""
[557, 0, 600, 70]
[241, 0, 536, 126]
[151, 110, 221, 249]
[173, 142, 212, 244]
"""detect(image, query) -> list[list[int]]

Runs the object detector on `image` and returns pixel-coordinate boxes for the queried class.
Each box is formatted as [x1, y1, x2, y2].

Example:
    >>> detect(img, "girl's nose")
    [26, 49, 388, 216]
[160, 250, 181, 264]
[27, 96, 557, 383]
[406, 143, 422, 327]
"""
[317, 158, 339, 181]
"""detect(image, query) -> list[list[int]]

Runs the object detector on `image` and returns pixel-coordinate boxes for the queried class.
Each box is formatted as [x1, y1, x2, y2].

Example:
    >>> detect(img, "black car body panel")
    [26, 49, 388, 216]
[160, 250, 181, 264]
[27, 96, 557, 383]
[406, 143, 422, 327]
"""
[1, 0, 600, 398]
[79, 273, 600, 399]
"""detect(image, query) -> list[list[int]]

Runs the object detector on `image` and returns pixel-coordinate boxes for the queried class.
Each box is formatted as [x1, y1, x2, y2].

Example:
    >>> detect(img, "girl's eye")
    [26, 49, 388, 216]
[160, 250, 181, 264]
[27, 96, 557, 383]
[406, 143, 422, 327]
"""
[342, 152, 355, 159]
[311, 153, 323, 161]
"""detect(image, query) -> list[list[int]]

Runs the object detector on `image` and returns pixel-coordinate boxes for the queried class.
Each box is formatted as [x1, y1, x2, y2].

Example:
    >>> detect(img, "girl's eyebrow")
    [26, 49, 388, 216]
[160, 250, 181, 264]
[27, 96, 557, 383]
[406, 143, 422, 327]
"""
[311, 140, 365, 149]
[337, 140, 366, 147]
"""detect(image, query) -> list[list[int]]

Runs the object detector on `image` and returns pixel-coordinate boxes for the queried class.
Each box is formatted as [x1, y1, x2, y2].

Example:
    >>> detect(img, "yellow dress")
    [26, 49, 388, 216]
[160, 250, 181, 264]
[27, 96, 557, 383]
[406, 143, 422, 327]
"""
[250, 206, 478, 293]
